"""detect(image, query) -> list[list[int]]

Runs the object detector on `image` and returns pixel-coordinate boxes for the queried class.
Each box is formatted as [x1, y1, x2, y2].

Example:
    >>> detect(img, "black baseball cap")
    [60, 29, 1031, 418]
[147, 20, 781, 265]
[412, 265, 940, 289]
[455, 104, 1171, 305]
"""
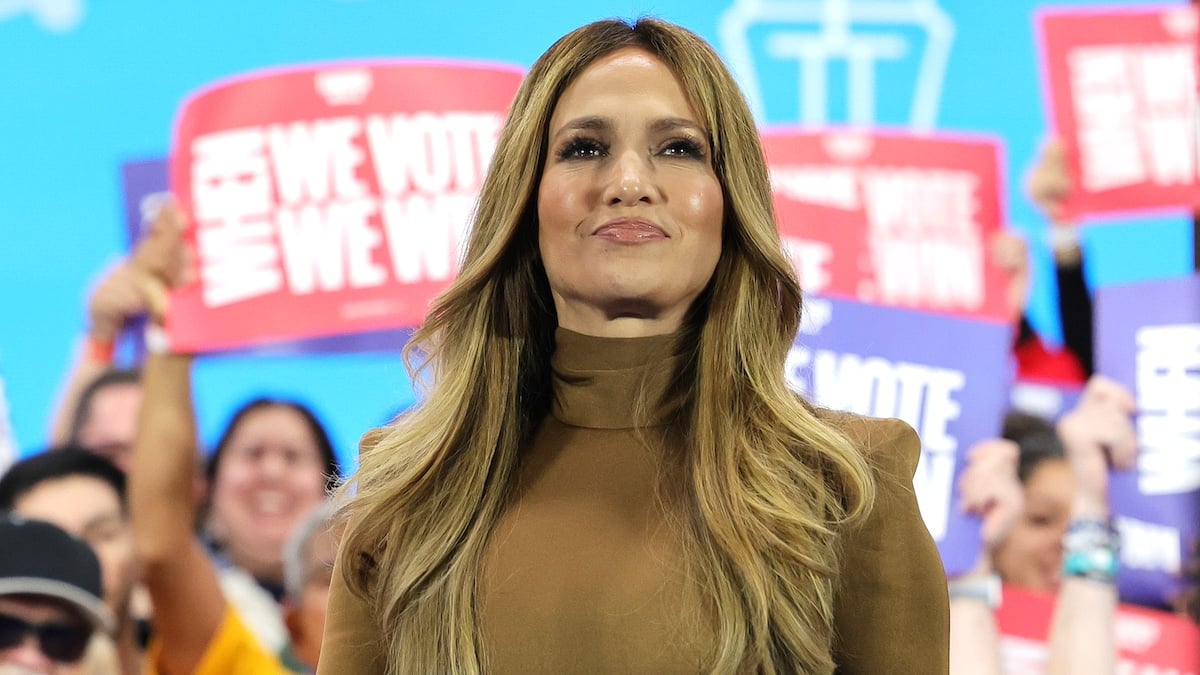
[0, 511, 112, 634]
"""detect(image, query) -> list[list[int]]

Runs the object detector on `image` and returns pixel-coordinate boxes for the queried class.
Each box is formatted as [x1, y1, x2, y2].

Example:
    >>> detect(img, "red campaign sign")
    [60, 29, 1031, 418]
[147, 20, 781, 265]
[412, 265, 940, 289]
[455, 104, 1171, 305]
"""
[996, 585, 1200, 674]
[167, 60, 524, 353]
[760, 129, 1010, 323]
[1038, 6, 1200, 218]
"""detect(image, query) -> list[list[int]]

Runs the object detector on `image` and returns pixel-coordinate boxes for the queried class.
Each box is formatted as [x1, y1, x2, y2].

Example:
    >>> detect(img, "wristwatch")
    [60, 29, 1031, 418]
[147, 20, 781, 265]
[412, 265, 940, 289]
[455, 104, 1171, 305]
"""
[948, 574, 1002, 609]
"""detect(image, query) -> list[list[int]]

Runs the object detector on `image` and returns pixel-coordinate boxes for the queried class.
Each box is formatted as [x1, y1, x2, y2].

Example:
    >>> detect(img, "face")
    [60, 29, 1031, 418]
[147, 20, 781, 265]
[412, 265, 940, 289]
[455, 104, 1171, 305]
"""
[538, 47, 724, 336]
[992, 458, 1076, 593]
[210, 406, 329, 582]
[13, 477, 137, 618]
[284, 524, 339, 668]
[0, 596, 93, 675]
[75, 383, 142, 473]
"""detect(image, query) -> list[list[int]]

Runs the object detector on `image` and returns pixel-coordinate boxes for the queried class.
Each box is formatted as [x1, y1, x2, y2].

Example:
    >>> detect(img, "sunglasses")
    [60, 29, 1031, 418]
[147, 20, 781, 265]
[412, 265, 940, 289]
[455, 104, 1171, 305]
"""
[0, 612, 92, 663]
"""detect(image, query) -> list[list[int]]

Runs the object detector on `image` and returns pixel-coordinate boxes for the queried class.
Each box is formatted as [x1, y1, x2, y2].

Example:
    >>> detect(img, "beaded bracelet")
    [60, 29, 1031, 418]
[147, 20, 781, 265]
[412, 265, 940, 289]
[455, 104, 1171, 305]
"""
[1062, 518, 1120, 585]
[84, 336, 115, 364]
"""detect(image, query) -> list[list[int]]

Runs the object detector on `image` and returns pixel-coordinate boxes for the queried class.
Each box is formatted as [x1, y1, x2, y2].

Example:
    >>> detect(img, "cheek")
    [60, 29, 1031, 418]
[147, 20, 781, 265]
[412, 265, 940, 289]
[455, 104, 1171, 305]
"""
[537, 176, 586, 259]
[673, 175, 724, 245]
[213, 463, 257, 506]
[290, 468, 329, 503]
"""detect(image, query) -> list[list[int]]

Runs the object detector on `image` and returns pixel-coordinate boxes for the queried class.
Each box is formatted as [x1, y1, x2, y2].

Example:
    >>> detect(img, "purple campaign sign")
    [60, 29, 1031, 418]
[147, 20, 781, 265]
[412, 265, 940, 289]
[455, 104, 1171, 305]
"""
[1096, 274, 1200, 608]
[787, 295, 1013, 576]
[120, 158, 411, 356]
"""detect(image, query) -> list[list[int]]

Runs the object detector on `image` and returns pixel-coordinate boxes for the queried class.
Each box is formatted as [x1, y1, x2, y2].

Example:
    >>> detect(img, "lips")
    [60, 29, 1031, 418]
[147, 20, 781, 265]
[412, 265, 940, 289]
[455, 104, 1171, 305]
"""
[592, 218, 667, 243]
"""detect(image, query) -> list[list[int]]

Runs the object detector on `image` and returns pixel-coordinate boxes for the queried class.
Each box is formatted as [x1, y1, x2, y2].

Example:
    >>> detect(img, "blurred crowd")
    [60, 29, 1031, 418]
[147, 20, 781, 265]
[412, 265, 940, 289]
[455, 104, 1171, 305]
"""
[0, 136, 1195, 675]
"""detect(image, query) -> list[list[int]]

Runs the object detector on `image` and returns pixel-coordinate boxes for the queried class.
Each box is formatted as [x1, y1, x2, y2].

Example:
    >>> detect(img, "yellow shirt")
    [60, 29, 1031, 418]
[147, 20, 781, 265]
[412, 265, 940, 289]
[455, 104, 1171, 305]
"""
[144, 607, 292, 675]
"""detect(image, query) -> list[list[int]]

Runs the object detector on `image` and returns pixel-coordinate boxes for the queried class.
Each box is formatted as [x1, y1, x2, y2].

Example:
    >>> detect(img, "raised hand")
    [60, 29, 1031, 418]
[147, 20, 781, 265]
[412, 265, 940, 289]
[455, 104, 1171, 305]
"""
[1026, 136, 1072, 225]
[87, 262, 148, 344]
[956, 439, 1024, 575]
[128, 201, 191, 325]
[1056, 375, 1137, 519]
[991, 231, 1029, 323]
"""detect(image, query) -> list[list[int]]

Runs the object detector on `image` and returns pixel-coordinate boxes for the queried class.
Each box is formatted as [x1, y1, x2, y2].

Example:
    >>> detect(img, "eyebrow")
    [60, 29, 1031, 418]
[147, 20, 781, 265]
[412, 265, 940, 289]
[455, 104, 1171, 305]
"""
[82, 512, 124, 532]
[554, 116, 707, 136]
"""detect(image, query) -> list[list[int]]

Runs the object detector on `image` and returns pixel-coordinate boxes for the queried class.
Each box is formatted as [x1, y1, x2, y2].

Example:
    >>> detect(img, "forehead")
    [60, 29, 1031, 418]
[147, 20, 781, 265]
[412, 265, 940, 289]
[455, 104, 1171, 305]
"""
[14, 475, 123, 528]
[85, 382, 142, 417]
[548, 47, 701, 130]
[228, 406, 313, 442]
[1025, 458, 1075, 502]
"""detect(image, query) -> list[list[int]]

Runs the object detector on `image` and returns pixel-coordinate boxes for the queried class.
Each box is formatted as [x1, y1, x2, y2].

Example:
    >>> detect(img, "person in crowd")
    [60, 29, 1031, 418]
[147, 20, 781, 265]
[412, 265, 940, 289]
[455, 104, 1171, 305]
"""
[319, 17, 947, 674]
[0, 512, 113, 675]
[203, 399, 339, 602]
[279, 503, 341, 672]
[951, 375, 1137, 674]
[57, 368, 143, 474]
[0, 447, 142, 674]
[47, 260, 147, 469]
[45, 247, 337, 666]
[1008, 136, 1094, 390]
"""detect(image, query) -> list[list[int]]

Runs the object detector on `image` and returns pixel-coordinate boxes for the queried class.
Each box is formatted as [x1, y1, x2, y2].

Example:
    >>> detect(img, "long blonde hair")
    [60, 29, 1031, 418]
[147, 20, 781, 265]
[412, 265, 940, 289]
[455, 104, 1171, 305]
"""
[338, 18, 876, 674]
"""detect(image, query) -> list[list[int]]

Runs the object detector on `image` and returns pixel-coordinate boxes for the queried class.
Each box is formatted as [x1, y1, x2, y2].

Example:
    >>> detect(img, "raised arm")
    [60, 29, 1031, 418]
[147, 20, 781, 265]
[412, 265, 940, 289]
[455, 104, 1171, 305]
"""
[949, 439, 1023, 675]
[47, 261, 147, 447]
[126, 204, 228, 675]
[1045, 375, 1137, 675]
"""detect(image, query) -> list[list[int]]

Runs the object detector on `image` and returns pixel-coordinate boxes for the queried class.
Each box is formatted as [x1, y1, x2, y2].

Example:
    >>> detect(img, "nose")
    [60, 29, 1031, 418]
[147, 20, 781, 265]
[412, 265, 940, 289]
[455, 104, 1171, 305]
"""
[601, 149, 660, 206]
[1, 633, 53, 671]
[258, 451, 288, 481]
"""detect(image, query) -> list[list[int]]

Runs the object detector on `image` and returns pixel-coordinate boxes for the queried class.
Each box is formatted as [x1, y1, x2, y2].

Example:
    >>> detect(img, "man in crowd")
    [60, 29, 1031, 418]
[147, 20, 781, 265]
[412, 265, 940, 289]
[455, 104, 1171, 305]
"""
[0, 449, 142, 674]
[0, 512, 111, 675]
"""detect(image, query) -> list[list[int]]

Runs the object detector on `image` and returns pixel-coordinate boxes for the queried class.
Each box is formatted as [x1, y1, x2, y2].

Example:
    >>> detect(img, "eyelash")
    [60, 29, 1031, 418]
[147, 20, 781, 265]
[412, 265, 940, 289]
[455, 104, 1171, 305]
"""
[554, 136, 708, 161]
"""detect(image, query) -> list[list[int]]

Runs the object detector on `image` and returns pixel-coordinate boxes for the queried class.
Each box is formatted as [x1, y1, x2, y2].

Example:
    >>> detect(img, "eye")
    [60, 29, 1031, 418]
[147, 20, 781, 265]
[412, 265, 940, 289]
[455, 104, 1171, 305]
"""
[660, 137, 707, 159]
[556, 136, 607, 160]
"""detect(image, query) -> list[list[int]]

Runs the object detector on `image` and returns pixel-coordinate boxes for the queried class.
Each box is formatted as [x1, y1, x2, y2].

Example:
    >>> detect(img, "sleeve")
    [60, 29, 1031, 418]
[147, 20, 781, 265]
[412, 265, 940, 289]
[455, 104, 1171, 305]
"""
[831, 417, 950, 675]
[142, 608, 290, 675]
[314, 550, 388, 674]
[1056, 259, 1094, 377]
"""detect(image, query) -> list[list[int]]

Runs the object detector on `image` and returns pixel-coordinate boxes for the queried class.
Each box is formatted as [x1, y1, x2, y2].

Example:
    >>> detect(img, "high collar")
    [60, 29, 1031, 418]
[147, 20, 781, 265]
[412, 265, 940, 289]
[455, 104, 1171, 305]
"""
[550, 327, 687, 430]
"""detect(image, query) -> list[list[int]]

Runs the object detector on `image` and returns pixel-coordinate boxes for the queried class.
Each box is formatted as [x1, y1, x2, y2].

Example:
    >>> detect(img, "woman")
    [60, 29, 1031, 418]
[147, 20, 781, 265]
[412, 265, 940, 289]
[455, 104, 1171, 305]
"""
[205, 398, 339, 599]
[320, 18, 947, 674]
[953, 377, 1136, 675]
[991, 412, 1076, 593]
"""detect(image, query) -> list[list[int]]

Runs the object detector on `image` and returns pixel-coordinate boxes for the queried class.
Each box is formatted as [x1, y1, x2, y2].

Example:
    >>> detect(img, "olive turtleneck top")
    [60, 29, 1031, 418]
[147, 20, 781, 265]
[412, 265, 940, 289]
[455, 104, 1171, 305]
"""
[317, 329, 949, 674]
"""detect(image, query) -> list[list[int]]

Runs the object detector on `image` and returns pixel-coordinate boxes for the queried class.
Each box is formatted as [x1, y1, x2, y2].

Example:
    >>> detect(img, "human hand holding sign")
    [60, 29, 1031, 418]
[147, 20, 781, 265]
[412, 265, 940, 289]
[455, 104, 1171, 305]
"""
[128, 201, 192, 327]
[1056, 375, 1137, 520]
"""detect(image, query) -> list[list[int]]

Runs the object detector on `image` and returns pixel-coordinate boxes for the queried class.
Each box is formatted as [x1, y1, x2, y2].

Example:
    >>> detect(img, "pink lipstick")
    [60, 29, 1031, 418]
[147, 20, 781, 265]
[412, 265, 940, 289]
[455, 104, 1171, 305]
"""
[592, 218, 667, 243]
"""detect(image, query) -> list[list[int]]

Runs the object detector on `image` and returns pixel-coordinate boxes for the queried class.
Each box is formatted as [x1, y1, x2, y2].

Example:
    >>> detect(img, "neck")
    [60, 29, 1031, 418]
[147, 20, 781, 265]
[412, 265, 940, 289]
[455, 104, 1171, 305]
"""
[549, 296, 686, 336]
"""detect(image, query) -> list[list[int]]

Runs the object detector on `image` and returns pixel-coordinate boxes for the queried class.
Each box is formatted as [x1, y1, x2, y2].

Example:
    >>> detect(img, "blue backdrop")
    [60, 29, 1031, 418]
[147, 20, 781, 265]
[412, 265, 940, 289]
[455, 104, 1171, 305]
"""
[0, 0, 1191, 469]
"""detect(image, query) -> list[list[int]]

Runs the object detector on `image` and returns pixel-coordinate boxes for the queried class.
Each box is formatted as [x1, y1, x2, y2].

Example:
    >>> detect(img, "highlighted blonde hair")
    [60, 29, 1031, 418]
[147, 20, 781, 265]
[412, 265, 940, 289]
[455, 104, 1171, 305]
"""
[338, 17, 876, 674]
